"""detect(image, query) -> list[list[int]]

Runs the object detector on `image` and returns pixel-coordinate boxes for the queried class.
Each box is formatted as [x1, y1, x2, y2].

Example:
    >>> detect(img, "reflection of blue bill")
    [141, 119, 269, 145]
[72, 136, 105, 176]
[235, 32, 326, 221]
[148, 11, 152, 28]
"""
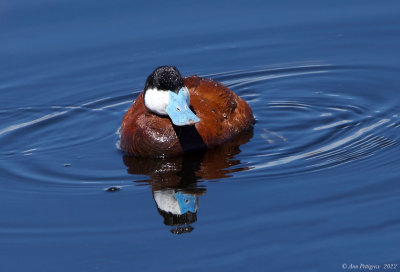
[166, 89, 200, 126]
[174, 192, 197, 214]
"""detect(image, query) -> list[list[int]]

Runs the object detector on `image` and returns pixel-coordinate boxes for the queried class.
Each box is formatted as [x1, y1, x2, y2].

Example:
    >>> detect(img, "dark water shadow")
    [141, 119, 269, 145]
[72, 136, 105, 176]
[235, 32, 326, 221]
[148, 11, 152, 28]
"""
[122, 128, 253, 234]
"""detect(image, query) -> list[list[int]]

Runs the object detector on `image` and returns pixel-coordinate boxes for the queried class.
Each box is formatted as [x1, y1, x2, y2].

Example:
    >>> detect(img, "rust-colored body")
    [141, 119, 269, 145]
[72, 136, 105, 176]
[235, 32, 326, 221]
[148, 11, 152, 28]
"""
[120, 76, 255, 157]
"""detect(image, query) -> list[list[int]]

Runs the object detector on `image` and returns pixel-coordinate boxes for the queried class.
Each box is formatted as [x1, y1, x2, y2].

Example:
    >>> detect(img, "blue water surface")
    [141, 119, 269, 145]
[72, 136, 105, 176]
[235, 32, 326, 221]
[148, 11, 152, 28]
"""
[1, 0, 400, 271]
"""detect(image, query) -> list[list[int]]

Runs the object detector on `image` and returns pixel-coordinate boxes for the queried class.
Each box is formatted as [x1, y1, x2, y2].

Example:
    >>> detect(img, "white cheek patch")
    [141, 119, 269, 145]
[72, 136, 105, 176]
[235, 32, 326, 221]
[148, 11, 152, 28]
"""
[144, 88, 170, 115]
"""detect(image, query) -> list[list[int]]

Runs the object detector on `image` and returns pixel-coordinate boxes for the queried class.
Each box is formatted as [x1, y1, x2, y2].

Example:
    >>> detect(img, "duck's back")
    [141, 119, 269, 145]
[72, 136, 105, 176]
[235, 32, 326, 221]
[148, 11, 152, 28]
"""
[184, 76, 254, 146]
[120, 76, 254, 157]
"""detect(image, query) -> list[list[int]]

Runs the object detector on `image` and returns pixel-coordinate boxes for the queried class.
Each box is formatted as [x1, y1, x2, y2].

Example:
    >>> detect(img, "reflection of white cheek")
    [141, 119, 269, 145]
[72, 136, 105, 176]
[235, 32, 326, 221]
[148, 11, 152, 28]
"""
[153, 190, 181, 215]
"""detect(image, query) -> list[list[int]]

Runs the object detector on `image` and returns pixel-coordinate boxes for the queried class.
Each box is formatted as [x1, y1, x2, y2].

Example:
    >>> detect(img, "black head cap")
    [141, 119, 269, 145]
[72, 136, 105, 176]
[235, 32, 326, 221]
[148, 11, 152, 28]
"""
[144, 66, 184, 93]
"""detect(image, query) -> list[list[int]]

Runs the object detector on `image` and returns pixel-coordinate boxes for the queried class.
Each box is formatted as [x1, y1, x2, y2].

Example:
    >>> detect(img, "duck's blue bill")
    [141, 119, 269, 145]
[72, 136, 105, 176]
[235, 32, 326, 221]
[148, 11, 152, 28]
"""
[166, 89, 200, 126]
[174, 192, 197, 214]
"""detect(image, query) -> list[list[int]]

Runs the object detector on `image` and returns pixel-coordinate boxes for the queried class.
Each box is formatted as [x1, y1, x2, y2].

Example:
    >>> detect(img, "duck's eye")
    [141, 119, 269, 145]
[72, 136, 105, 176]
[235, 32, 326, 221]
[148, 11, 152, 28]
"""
[176, 107, 181, 112]
[185, 199, 189, 203]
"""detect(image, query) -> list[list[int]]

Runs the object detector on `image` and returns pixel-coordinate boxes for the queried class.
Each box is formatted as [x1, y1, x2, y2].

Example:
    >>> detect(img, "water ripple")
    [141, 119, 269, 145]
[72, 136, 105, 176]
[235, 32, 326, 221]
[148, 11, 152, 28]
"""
[215, 63, 400, 177]
[1, 63, 399, 190]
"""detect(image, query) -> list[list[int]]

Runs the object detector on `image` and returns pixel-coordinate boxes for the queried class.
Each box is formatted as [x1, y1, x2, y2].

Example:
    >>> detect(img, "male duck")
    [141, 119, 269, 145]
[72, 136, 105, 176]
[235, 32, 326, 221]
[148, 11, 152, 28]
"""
[120, 66, 255, 157]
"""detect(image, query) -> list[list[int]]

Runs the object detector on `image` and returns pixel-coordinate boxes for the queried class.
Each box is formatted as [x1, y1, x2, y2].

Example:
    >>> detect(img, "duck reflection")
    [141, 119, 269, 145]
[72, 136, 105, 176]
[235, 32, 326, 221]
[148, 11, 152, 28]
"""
[123, 129, 253, 234]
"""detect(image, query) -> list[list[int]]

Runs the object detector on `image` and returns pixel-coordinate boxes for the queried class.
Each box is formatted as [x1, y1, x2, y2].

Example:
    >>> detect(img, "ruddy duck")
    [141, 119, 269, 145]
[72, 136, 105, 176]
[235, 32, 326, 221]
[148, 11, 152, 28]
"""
[120, 66, 254, 157]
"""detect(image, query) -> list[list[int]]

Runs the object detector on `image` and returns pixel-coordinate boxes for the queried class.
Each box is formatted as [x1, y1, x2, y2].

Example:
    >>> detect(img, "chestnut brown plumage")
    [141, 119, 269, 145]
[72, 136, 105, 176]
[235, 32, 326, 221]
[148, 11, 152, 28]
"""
[120, 75, 255, 157]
